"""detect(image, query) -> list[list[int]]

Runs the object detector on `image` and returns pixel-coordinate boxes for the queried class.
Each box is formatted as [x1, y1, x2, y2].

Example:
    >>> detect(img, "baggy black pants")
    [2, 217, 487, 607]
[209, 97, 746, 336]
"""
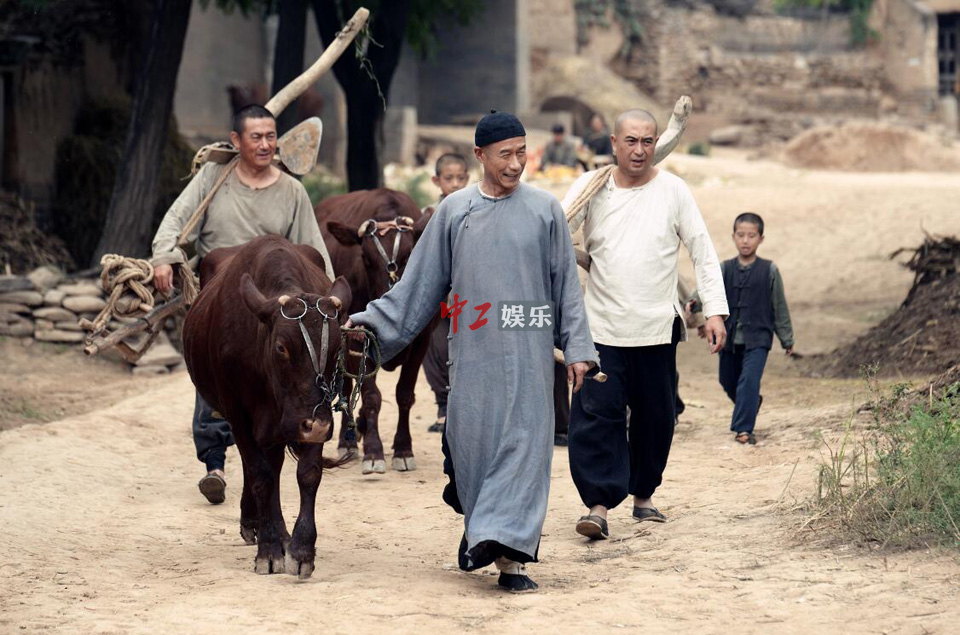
[554, 361, 570, 436]
[422, 316, 450, 418]
[569, 318, 680, 508]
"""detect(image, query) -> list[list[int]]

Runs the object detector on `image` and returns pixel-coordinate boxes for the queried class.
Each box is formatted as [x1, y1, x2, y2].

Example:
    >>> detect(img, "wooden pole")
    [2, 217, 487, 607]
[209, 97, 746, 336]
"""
[264, 7, 370, 116]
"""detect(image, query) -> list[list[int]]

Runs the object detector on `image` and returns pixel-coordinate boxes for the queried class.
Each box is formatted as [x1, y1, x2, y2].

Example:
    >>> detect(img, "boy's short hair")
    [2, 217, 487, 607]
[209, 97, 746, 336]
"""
[733, 212, 764, 236]
[233, 104, 275, 135]
[435, 153, 468, 177]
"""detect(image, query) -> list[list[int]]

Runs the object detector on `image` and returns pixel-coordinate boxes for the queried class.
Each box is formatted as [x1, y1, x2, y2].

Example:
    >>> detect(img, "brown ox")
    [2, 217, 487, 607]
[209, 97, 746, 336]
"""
[182, 235, 351, 578]
[316, 189, 434, 474]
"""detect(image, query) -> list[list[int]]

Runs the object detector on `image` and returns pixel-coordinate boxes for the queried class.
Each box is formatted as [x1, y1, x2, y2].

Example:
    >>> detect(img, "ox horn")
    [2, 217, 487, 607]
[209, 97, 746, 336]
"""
[278, 295, 292, 306]
[329, 296, 342, 310]
[397, 216, 414, 227]
[357, 219, 377, 237]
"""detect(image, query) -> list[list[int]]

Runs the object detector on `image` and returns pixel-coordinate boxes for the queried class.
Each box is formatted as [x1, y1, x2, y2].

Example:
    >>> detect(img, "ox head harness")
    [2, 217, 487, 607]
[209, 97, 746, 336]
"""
[358, 217, 414, 289]
[280, 297, 338, 421]
[278, 296, 381, 442]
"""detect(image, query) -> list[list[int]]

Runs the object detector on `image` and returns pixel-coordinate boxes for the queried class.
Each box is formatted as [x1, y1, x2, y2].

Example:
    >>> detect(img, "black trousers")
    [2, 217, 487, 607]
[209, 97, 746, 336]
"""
[422, 316, 450, 417]
[554, 361, 570, 435]
[192, 392, 233, 472]
[569, 318, 680, 508]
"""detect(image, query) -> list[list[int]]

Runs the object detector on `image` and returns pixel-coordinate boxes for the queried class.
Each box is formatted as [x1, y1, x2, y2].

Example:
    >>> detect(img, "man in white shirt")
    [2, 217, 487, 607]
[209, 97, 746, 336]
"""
[564, 109, 729, 539]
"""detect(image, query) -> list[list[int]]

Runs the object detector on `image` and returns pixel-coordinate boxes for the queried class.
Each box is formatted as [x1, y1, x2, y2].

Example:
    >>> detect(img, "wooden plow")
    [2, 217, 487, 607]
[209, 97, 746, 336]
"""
[81, 8, 370, 363]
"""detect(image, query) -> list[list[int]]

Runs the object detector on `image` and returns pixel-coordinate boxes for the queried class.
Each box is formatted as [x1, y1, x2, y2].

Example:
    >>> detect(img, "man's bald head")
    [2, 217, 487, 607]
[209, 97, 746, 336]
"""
[615, 109, 658, 136]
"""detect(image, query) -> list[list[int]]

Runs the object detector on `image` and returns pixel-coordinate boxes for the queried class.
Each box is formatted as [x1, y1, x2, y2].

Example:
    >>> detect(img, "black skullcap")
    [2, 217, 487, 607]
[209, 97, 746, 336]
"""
[551, 123, 564, 134]
[475, 110, 526, 147]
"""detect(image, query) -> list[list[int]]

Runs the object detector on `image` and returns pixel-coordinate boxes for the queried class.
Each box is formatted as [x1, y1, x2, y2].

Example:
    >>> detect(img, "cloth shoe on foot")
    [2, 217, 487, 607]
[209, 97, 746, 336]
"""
[198, 469, 226, 504]
[632, 506, 666, 523]
[575, 514, 609, 539]
[495, 557, 538, 593]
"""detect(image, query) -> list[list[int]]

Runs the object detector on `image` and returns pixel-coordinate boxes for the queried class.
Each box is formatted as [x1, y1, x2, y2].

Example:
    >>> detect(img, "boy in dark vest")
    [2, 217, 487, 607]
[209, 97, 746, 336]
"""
[719, 213, 795, 445]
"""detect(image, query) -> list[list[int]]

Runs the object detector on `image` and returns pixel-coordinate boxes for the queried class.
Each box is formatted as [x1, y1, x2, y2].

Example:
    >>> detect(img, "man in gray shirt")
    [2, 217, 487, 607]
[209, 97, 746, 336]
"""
[540, 124, 578, 170]
[151, 104, 333, 505]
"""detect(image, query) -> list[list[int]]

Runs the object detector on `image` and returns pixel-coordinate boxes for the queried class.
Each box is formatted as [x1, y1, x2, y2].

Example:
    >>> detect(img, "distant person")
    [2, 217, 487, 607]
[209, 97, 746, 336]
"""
[713, 212, 795, 445]
[422, 153, 470, 433]
[583, 113, 613, 157]
[540, 124, 578, 170]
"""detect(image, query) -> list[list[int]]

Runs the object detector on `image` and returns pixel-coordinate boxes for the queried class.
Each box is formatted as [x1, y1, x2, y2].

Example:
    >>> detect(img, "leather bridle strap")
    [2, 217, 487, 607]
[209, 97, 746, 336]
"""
[280, 296, 338, 394]
[361, 218, 412, 287]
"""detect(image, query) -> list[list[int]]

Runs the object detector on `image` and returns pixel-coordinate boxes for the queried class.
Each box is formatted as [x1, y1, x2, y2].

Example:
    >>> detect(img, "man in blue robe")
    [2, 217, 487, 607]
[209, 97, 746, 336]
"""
[347, 112, 597, 592]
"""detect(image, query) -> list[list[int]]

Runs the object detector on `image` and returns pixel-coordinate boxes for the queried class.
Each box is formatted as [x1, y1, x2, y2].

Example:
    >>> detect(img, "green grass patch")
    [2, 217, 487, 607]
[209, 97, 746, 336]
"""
[810, 366, 960, 548]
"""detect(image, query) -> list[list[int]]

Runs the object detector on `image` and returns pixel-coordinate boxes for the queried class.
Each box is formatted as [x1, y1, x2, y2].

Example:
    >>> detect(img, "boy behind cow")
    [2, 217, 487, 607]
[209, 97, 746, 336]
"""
[716, 213, 795, 445]
[422, 153, 470, 432]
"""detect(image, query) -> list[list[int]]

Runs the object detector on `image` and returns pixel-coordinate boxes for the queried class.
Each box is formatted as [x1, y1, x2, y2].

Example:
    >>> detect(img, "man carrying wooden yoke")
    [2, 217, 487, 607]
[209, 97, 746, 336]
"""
[564, 109, 728, 538]
[150, 104, 333, 505]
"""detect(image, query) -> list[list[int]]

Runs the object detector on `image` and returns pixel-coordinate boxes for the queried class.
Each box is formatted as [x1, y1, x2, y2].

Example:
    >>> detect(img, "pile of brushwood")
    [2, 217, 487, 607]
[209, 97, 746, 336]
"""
[820, 234, 960, 378]
[0, 192, 74, 274]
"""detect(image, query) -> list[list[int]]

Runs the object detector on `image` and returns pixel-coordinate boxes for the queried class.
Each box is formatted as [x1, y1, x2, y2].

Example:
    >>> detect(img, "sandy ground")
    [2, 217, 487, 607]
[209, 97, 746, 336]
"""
[1, 152, 959, 634]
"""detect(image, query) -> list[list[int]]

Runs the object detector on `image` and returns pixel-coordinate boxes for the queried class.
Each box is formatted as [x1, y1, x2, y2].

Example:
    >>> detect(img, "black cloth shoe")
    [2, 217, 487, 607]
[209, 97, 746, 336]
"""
[575, 514, 609, 540]
[498, 572, 538, 593]
[198, 470, 226, 505]
[632, 506, 666, 523]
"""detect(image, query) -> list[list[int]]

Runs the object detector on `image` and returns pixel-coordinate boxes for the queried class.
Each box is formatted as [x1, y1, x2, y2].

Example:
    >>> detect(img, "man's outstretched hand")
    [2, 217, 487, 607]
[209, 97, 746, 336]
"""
[342, 318, 366, 341]
[567, 361, 591, 394]
[703, 315, 727, 354]
[154, 264, 174, 294]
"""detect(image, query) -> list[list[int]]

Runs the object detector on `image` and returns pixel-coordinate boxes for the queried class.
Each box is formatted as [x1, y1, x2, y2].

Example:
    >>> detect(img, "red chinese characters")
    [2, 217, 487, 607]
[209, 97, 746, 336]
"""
[441, 294, 468, 333]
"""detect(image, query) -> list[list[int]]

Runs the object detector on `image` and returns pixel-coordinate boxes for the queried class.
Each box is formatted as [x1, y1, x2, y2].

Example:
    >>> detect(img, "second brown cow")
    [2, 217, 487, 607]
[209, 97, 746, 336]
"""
[317, 189, 435, 474]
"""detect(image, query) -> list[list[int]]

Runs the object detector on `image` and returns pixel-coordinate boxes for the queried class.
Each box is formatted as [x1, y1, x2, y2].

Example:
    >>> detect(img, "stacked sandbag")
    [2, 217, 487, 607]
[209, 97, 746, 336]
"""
[0, 266, 183, 374]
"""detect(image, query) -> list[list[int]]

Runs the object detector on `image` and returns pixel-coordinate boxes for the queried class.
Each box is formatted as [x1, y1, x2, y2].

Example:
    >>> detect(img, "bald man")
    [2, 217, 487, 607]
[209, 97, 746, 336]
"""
[563, 109, 729, 539]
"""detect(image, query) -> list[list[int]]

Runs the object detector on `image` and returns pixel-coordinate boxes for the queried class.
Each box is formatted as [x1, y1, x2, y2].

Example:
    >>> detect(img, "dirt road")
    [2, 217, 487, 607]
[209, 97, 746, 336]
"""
[2, 153, 958, 634]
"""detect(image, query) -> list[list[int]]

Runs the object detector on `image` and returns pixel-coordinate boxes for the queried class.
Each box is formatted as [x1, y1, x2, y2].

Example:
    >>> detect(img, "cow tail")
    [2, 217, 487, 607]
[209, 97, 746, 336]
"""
[286, 443, 354, 470]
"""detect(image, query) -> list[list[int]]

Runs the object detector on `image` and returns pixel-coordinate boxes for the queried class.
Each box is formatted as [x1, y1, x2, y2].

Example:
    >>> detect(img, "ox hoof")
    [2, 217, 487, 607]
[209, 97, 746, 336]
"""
[338, 447, 358, 461]
[284, 552, 315, 580]
[392, 456, 417, 472]
[240, 525, 257, 545]
[361, 459, 386, 475]
[254, 553, 286, 575]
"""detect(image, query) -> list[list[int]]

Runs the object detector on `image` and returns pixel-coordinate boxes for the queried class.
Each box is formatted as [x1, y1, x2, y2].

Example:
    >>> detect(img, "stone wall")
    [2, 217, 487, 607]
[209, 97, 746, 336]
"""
[868, 0, 940, 119]
[527, 0, 578, 60]
[0, 269, 183, 374]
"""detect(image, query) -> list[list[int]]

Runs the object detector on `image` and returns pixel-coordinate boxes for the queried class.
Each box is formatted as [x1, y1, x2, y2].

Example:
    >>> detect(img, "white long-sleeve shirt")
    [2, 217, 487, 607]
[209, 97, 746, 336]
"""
[561, 169, 728, 347]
